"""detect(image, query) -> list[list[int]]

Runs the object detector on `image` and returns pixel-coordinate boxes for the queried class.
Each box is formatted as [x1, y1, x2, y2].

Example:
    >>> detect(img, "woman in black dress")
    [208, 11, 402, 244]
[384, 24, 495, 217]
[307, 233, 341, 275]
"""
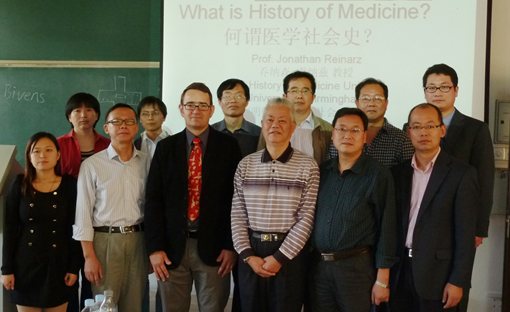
[2, 132, 82, 312]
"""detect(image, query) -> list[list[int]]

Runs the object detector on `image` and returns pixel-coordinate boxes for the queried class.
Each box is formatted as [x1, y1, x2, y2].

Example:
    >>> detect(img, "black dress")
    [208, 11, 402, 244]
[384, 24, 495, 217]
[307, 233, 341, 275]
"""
[1, 174, 82, 307]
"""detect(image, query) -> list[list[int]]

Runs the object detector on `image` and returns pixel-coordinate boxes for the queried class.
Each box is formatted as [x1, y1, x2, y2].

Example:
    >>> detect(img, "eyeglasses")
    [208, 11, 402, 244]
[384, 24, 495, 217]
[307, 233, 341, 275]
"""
[409, 124, 442, 131]
[182, 102, 212, 111]
[334, 127, 364, 135]
[140, 111, 161, 118]
[424, 86, 454, 93]
[106, 119, 137, 126]
[287, 88, 312, 96]
[222, 94, 246, 101]
[358, 96, 385, 105]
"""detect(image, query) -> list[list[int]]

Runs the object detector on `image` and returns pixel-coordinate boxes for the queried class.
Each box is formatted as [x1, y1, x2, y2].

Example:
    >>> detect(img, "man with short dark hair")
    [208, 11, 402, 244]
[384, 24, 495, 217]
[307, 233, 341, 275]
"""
[355, 78, 413, 166]
[258, 71, 332, 165]
[391, 103, 477, 311]
[212, 78, 261, 157]
[422, 64, 493, 311]
[422, 64, 494, 246]
[135, 96, 170, 158]
[310, 107, 397, 311]
[232, 98, 319, 312]
[73, 103, 148, 312]
[329, 78, 413, 167]
[145, 83, 242, 312]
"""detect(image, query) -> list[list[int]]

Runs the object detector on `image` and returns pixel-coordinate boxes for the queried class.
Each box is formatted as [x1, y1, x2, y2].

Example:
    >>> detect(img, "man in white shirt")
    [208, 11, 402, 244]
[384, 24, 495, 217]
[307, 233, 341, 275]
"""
[73, 103, 148, 312]
[135, 96, 171, 159]
[258, 71, 332, 165]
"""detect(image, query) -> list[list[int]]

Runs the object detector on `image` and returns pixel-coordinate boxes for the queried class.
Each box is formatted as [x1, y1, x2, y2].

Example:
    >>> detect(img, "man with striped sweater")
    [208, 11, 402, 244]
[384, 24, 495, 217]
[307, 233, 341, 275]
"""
[231, 98, 320, 312]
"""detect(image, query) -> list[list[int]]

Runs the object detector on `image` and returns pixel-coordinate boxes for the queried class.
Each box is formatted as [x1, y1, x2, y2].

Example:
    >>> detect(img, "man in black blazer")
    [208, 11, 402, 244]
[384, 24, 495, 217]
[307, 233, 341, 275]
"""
[423, 64, 494, 311]
[391, 103, 478, 311]
[423, 63, 494, 245]
[144, 82, 242, 312]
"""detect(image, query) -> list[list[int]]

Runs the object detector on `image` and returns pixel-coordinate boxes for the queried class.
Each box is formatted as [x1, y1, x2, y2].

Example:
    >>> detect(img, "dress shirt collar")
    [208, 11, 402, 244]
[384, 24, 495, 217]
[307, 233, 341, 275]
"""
[185, 127, 210, 149]
[261, 144, 293, 163]
[141, 129, 170, 143]
[106, 144, 143, 161]
[298, 112, 315, 129]
[411, 148, 441, 173]
[216, 118, 257, 134]
[442, 108, 456, 128]
[329, 153, 368, 176]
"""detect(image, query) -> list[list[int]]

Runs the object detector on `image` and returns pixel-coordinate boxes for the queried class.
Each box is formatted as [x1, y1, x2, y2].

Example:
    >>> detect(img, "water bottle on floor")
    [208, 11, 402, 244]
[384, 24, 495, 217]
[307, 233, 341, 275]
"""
[81, 299, 95, 312]
[92, 294, 105, 312]
[99, 290, 118, 312]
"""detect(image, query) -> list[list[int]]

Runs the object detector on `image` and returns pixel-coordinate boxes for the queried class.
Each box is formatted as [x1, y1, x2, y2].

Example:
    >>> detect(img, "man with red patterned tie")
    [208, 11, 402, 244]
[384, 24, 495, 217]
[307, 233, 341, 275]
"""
[144, 82, 242, 312]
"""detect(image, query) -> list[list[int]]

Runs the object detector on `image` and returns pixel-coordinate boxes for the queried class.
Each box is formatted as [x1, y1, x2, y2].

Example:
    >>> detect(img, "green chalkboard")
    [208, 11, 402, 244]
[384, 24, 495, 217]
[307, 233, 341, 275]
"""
[0, 0, 162, 61]
[0, 67, 161, 162]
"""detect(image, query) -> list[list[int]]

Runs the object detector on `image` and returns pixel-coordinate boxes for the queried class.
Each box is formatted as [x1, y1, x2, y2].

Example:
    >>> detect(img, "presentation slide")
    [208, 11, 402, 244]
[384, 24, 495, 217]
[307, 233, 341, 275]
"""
[162, 0, 487, 133]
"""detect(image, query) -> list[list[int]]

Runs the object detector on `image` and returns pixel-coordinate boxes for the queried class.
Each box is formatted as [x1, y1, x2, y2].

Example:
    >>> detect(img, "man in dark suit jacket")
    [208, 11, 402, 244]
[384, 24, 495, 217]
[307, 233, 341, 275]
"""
[145, 82, 242, 312]
[423, 63, 494, 245]
[391, 103, 478, 311]
[423, 63, 494, 312]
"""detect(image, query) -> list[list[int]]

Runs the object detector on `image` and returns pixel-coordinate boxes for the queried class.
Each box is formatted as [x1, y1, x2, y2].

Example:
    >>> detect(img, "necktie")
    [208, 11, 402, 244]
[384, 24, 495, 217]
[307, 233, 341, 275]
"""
[187, 137, 202, 221]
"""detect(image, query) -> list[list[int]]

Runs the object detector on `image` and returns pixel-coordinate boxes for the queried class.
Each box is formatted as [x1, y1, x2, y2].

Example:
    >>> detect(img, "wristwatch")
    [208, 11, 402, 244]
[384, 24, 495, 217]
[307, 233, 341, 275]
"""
[243, 256, 252, 263]
[375, 280, 389, 289]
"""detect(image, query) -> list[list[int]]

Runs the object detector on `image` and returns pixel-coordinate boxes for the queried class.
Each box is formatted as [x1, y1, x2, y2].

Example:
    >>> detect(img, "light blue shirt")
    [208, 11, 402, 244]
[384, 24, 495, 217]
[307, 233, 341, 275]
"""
[73, 144, 148, 241]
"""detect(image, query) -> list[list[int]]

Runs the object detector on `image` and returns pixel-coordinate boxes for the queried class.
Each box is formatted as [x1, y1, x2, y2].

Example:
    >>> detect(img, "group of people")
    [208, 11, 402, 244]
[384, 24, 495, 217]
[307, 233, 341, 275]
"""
[1, 63, 494, 312]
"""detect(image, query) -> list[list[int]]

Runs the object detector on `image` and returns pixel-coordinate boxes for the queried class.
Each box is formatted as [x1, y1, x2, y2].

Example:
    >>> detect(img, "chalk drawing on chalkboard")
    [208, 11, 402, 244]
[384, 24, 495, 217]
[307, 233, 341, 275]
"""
[98, 76, 142, 106]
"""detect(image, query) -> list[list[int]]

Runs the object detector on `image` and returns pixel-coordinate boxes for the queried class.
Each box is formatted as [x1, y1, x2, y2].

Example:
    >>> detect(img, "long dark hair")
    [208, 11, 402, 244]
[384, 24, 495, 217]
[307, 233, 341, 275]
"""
[22, 132, 61, 196]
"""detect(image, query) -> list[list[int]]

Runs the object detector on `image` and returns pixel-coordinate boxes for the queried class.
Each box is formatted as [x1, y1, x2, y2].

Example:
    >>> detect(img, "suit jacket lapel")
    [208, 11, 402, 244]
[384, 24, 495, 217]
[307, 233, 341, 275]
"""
[416, 151, 451, 222]
[201, 126, 219, 186]
[176, 130, 189, 183]
[401, 162, 413, 235]
[444, 110, 465, 149]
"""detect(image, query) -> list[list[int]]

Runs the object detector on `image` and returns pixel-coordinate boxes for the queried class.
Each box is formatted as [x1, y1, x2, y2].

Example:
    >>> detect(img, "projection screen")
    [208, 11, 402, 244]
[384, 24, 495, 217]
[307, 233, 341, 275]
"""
[162, 0, 488, 133]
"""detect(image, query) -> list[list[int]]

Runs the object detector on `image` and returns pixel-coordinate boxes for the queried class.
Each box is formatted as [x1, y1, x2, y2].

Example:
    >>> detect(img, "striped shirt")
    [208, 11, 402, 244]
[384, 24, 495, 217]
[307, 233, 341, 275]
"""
[73, 144, 148, 241]
[231, 146, 319, 262]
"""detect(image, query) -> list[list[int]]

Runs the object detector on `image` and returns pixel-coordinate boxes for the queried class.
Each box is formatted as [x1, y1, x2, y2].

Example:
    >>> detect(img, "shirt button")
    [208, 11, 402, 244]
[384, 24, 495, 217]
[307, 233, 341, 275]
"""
[52, 230, 56, 234]
[52, 204, 57, 208]
[28, 242, 32, 247]
[29, 218, 34, 221]
[52, 244, 57, 248]
[30, 229, 34, 234]
[53, 219, 57, 222]
[29, 203, 34, 207]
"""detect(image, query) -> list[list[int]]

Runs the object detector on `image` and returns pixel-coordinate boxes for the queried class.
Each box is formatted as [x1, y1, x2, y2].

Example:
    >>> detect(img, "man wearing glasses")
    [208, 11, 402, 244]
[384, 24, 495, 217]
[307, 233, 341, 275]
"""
[310, 107, 397, 311]
[259, 71, 332, 165]
[144, 83, 242, 312]
[330, 78, 414, 167]
[423, 63, 494, 311]
[390, 103, 477, 311]
[353, 78, 414, 167]
[423, 63, 494, 248]
[212, 78, 261, 157]
[135, 96, 171, 159]
[232, 98, 319, 312]
[73, 103, 148, 311]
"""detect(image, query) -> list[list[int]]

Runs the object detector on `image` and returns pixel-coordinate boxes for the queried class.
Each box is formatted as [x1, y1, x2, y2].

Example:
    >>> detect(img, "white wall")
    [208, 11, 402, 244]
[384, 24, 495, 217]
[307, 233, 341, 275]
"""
[469, 0, 510, 310]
